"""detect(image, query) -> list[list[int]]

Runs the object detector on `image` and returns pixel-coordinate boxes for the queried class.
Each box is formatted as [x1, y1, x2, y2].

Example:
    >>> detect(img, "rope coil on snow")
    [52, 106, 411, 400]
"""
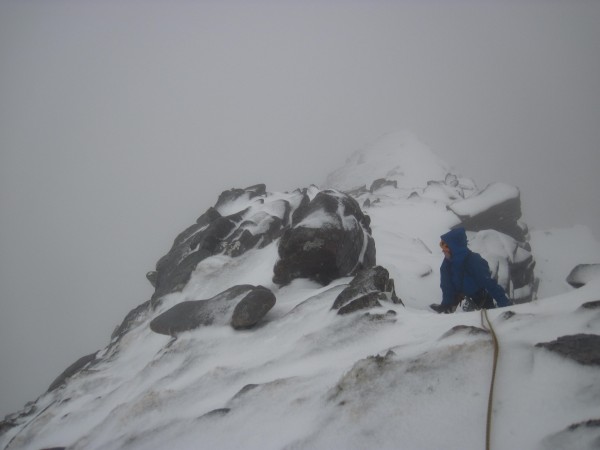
[481, 308, 500, 450]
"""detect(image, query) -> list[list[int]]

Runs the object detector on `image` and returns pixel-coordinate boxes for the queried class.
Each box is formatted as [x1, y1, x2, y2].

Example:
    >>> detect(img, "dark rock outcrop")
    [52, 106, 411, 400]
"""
[273, 190, 376, 286]
[369, 178, 397, 193]
[231, 286, 277, 329]
[337, 292, 384, 315]
[332, 266, 402, 315]
[535, 334, 600, 366]
[150, 285, 277, 335]
[0, 403, 36, 436]
[214, 184, 266, 210]
[150, 285, 256, 336]
[580, 300, 600, 310]
[566, 264, 600, 288]
[111, 300, 153, 342]
[448, 183, 526, 242]
[149, 185, 295, 306]
[540, 419, 600, 450]
[48, 352, 98, 392]
[440, 325, 489, 339]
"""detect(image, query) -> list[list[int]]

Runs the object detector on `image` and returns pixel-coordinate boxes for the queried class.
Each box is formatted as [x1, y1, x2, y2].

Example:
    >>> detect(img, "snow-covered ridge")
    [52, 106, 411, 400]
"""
[2, 132, 599, 450]
[324, 131, 452, 192]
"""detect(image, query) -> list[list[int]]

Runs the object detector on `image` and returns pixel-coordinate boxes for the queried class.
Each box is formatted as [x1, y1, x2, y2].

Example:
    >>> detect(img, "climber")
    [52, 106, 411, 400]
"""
[430, 227, 512, 314]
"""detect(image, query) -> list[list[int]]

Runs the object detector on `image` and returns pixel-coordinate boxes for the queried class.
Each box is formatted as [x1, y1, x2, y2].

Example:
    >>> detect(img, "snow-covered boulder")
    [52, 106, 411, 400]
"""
[231, 286, 276, 329]
[149, 186, 303, 305]
[468, 230, 537, 304]
[566, 263, 600, 288]
[332, 266, 402, 315]
[273, 190, 376, 286]
[150, 285, 268, 335]
[448, 182, 527, 242]
[214, 184, 266, 212]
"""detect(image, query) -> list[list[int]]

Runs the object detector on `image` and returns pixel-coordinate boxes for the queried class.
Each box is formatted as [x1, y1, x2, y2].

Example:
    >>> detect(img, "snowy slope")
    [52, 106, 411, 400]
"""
[324, 131, 452, 191]
[2, 133, 600, 450]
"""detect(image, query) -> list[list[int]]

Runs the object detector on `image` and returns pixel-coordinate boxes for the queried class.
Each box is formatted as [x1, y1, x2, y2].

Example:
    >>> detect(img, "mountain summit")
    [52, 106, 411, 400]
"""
[2, 133, 599, 450]
[324, 131, 451, 191]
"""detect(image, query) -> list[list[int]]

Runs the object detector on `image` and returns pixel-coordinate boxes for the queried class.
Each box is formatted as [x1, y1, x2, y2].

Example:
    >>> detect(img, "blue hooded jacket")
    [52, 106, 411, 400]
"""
[440, 228, 510, 307]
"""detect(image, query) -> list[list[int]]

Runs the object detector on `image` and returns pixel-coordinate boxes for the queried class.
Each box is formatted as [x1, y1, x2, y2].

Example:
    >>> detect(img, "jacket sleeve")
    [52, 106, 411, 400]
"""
[467, 255, 512, 307]
[440, 260, 457, 306]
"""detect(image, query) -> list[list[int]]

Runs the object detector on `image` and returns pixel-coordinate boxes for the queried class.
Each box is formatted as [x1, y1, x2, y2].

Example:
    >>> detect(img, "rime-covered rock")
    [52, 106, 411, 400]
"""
[150, 285, 255, 336]
[468, 230, 536, 304]
[149, 186, 301, 305]
[540, 419, 600, 450]
[566, 263, 600, 288]
[535, 334, 600, 366]
[332, 266, 402, 314]
[231, 286, 276, 329]
[448, 182, 527, 242]
[47, 352, 98, 392]
[337, 292, 384, 315]
[369, 178, 397, 193]
[273, 190, 376, 286]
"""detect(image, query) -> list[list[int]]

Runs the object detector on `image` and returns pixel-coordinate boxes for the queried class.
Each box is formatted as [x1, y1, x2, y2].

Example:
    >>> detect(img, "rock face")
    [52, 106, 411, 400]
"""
[47, 352, 98, 392]
[448, 182, 526, 242]
[535, 334, 600, 366]
[566, 264, 600, 288]
[149, 285, 274, 335]
[149, 185, 304, 305]
[273, 190, 376, 286]
[332, 266, 402, 315]
[541, 419, 600, 450]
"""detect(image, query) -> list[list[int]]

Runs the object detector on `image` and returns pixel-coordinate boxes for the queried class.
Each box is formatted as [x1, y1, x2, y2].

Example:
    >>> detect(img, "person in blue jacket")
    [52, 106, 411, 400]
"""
[430, 227, 512, 313]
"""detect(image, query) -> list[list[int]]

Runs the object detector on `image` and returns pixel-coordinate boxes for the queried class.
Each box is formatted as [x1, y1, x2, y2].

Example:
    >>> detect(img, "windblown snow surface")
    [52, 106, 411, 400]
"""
[2, 132, 600, 450]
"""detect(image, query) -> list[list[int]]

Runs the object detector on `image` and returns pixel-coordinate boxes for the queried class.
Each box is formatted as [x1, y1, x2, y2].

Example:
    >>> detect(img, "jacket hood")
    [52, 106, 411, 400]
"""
[440, 227, 468, 255]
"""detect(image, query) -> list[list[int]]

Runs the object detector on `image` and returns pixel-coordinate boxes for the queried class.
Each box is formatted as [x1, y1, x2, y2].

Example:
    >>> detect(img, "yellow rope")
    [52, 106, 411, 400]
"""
[481, 307, 500, 450]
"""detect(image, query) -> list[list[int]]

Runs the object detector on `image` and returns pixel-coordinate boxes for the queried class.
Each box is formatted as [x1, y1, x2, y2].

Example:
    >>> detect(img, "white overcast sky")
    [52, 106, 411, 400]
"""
[1, 0, 599, 417]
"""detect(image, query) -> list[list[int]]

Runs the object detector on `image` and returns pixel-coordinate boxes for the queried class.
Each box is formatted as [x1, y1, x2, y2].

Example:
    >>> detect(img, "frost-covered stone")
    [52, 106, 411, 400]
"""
[440, 325, 489, 339]
[214, 184, 266, 213]
[566, 264, 600, 288]
[47, 352, 98, 392]
[273, 190, 376, 286]
[369, 178, 397, 193]
[468, 229, 536, 304]
[337, 292, 384, 315]
[535, 334, 600, 366]
[111, 300, 152, 342]
[540, 419, 600, 450]
[580, 300, 600, 310]
[231, 286, 276, 329]
[332, 266, 401, 313]
[149, 186, 299, 305]
[150, 285, 255, 336]
[448, 182, 526, 241]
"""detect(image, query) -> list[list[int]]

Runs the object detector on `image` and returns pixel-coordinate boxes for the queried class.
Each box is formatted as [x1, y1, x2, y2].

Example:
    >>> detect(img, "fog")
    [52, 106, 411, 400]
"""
[1, 0, 599, 418]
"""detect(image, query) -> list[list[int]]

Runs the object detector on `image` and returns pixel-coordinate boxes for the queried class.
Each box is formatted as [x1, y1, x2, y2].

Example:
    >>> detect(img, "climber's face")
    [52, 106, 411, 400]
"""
[440, 241, 451, 259]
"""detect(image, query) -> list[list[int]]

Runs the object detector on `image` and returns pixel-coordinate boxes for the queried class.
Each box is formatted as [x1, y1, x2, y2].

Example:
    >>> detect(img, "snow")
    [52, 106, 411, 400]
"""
[530, 225, 600, 298]
[323, 131, 452, 191]
[449, 182, 520, 218]
[3, 136, 600, 450]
